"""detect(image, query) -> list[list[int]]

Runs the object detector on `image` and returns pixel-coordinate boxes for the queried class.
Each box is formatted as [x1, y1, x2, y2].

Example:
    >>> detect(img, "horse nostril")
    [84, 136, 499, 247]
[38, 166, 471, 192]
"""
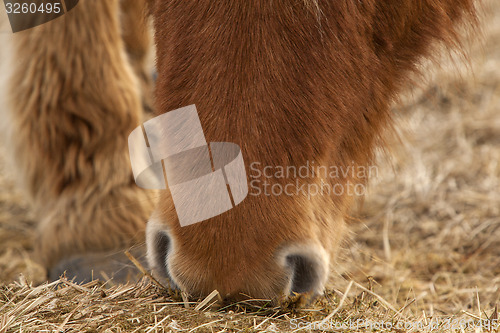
[155, 232, 171, 275]
[146, 230, 172, 279]
[281, 244, 329, 296]
[286, 255, 320, 294]
[146, 218, 180, 289]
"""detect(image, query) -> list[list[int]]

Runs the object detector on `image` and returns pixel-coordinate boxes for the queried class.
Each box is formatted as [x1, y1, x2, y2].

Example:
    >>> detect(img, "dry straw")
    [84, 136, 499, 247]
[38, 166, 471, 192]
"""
[1, 0, 500, 331]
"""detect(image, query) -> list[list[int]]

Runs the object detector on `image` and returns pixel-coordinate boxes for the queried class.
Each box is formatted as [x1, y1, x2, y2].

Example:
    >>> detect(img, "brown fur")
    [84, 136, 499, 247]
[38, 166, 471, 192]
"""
[149, 0, 477, 298]
[4, 0, 477, 297]
[5, 0, 155, 269]
[120, 0, 155, 114]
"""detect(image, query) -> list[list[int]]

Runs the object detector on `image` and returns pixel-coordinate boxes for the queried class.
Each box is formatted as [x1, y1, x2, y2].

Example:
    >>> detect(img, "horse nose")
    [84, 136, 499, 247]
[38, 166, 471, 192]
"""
[279, 243, 330, 296]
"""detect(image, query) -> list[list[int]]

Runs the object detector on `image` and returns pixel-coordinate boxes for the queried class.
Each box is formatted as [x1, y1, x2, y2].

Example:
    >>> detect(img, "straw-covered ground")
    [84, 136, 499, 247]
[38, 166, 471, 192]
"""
[1, 2, 499, 332]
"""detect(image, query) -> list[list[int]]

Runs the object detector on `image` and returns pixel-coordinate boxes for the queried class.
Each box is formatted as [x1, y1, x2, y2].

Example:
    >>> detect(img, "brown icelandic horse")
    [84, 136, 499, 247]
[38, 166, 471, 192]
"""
[1, 0, 477, 300]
